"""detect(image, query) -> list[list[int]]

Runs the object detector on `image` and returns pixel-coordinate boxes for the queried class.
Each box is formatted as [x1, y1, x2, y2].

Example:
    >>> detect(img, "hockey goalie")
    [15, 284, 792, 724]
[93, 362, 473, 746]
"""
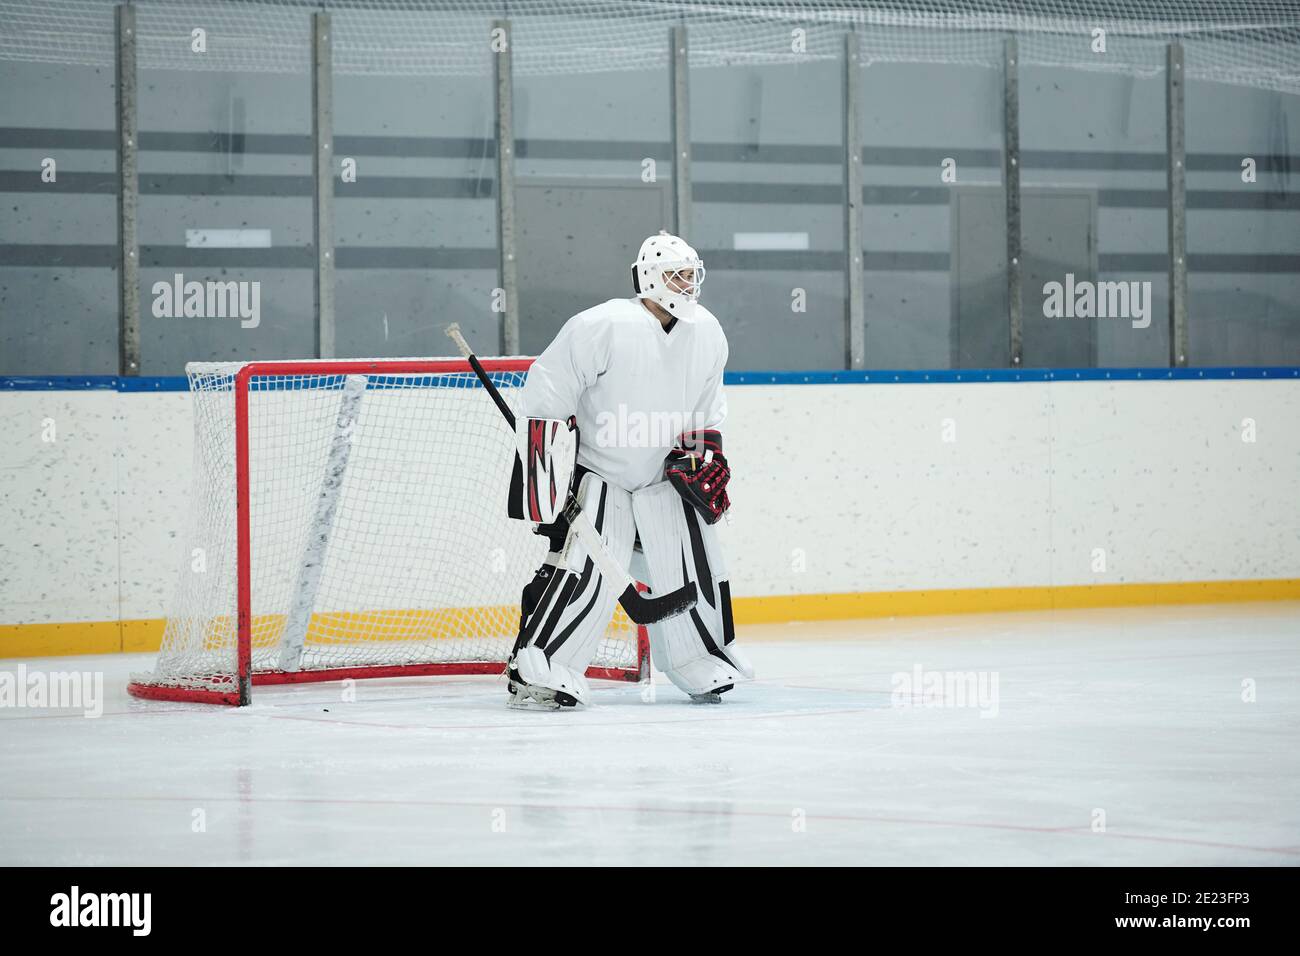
[505, 231, 754, 709]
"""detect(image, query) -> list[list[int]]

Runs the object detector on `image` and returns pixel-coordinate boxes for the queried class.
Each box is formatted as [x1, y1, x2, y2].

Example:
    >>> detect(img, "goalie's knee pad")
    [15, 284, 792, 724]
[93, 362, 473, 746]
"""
[631, 480, 753, 697]
[510, 471, 635, 703]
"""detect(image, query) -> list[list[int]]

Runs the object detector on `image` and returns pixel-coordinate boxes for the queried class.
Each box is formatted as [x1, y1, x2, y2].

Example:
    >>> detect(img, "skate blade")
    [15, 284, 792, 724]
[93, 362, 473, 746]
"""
[507, 695, 561, 711]
[689, 692, 724, 704]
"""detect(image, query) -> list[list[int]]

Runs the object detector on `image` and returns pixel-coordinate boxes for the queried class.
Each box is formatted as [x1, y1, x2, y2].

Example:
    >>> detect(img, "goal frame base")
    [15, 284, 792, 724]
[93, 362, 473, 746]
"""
[128, 658, 647, 706]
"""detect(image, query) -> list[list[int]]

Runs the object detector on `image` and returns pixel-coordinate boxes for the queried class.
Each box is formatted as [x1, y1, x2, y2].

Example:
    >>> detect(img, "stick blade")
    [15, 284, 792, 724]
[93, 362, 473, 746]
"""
[618, 581, 698, 625]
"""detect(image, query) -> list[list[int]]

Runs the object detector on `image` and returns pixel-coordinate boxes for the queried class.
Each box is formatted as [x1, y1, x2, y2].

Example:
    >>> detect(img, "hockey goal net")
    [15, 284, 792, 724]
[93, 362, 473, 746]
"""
[128, 358, 648, 706]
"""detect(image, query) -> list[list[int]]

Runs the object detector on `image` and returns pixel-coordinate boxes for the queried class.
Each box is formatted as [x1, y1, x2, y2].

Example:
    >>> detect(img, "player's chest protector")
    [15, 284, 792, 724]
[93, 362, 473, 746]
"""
[588, 320, 705, 447]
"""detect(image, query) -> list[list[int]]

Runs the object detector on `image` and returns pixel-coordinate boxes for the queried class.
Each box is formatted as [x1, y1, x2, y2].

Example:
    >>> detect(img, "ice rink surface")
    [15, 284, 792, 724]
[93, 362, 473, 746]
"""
[2, 603, 1297, 866]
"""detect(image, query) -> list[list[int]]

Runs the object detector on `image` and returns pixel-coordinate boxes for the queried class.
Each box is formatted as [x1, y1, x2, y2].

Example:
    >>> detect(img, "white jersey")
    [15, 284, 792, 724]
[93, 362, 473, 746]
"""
[519, 297, 728, 492]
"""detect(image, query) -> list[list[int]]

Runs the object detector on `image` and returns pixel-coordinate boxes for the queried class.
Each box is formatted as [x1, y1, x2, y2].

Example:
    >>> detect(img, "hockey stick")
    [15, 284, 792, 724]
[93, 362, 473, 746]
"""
[443, 323, 697, 626]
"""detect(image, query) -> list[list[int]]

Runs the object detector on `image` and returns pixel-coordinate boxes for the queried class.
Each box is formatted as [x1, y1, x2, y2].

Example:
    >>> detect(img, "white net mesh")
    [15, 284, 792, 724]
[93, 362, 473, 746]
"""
[0, 0, 1297, 91]
[131, 358, 642, 696]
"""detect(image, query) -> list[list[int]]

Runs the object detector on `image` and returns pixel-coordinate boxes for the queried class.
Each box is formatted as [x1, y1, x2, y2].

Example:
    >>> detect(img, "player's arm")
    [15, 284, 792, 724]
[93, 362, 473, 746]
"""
[666, 331, 731, 524]
[517, 309, 611, 423]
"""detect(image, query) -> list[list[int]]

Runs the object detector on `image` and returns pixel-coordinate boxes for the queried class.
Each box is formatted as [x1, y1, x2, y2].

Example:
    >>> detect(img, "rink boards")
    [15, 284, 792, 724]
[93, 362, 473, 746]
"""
[2, 374, 1299, 656]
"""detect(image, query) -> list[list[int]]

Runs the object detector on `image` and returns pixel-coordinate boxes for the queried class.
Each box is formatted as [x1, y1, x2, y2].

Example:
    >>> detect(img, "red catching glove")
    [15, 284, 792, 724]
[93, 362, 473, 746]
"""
[664, 429, 730, 525]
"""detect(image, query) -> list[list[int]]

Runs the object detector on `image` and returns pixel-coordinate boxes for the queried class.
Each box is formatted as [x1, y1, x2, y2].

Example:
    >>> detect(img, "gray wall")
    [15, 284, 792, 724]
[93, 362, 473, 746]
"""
[1, 12, 1297, 374]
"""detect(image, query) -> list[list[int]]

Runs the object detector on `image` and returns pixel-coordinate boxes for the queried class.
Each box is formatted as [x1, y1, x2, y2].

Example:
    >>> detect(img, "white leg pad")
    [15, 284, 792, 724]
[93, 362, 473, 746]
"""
[631, 480, 753, 697]
[512, 471, 635, 702]
[511, 645, 592, 705]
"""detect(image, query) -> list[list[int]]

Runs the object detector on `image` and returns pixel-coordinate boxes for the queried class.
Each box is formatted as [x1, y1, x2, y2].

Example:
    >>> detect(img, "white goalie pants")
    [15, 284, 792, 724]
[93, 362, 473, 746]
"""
[512, 472, 752, 702]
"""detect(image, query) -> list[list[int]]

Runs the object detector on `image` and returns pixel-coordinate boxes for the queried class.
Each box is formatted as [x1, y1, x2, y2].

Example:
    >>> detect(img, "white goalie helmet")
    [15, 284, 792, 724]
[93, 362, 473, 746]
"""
[631, 230, 705, 323]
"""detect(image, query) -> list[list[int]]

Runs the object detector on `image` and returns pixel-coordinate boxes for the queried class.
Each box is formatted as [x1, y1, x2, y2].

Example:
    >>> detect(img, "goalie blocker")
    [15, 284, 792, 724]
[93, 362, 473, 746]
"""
[506, 415, 577, 525]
